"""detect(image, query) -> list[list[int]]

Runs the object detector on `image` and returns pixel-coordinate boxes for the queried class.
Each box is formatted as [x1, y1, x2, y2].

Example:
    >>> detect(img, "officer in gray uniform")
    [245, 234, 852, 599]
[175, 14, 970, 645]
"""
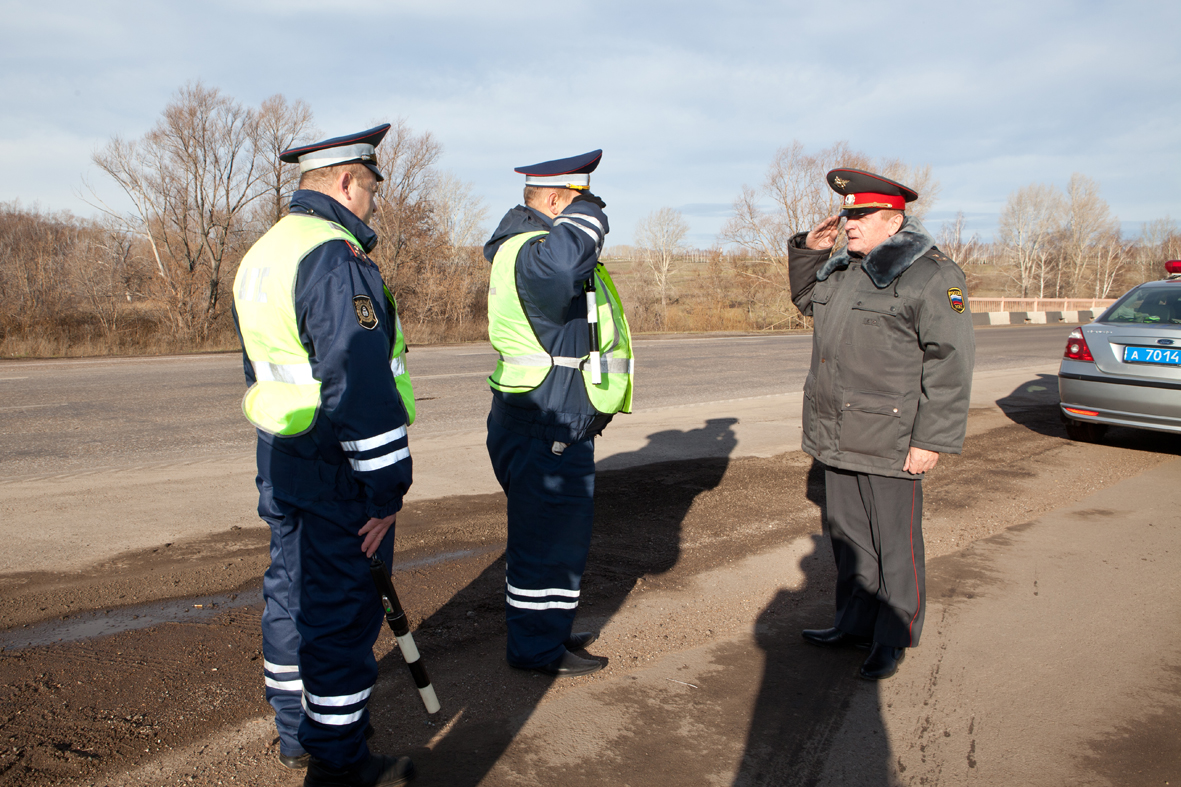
[788, 168, 974, 680]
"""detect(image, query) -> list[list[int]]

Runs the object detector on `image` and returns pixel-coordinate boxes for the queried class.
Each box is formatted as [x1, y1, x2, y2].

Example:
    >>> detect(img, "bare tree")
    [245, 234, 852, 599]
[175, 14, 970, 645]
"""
[1163, 222, 1181, 262]
[997, 183, 1066, 297]
[721, 141, 862, 263]
[92, 82, 266, 338]
[870, 157, 940, 221]
[1138, 217, 1181, 282]
[936, 212, 982, 267]
[430, 171, 488, 254]
[1063, 173, 1117, 297]
[718, 142, 847, 328]
[719, 141, 939, 328]
[10, 86, 510, 352]
[72, 222, 139, 337]
[635, 207, 689, 327]
[369, 119, 444, 287]
[0, 203, 78, 329]
[407, 171, 489, 333]
[254, 95, 317, 228]
[1094, 229, 1133, 298]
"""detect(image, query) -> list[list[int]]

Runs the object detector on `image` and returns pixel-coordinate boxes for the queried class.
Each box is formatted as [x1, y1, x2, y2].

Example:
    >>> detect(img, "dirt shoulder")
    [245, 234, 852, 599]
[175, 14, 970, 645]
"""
[2, 397, 1178, 786]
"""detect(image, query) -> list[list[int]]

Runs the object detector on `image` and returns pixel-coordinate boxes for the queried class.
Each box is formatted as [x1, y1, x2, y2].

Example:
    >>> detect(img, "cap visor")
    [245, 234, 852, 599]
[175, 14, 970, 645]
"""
[364, 162, 384, 183]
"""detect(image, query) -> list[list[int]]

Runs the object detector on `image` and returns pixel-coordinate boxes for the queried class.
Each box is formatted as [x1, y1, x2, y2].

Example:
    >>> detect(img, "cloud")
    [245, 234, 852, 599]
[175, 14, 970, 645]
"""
[1, 0, 1178, 247]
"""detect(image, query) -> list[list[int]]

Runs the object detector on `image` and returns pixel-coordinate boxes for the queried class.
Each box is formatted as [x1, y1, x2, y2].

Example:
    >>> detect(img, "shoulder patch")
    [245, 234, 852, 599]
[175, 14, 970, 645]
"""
[353, 295, 379, 329]
[947, 287, 966, 313]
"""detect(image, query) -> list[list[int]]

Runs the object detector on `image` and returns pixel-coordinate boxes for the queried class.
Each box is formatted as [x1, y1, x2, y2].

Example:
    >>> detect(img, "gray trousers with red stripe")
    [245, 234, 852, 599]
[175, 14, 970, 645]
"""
[824, 467, 925, 648]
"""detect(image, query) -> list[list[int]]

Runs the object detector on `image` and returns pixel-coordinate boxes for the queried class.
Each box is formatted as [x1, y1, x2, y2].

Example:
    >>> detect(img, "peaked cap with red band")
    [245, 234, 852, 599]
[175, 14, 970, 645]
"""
[280, 123, 390, 182]
[827, 168, 918, 213]
[514, 149, 602, 190]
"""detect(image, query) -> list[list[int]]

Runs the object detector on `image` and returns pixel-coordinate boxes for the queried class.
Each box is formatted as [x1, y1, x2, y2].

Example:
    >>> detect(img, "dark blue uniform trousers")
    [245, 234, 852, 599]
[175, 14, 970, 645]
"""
[258, 469, 394, 769]
[295, 499, 394, 768]
[487, 417, 595, 668]
[258, 479, 304, 759]
[825, 467, 926, 648]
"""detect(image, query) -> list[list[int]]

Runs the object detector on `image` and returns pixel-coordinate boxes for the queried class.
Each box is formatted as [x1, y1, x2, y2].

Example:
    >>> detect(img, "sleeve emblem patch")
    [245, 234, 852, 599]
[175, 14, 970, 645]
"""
[947, 287, 966, 313]
[353, 295, 379, 330]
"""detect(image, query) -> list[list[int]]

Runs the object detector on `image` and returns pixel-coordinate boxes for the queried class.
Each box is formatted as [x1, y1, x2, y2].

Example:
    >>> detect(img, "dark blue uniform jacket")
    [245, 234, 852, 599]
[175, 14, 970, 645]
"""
[483, 200, 612, 445]
[235, 190, 412, 520]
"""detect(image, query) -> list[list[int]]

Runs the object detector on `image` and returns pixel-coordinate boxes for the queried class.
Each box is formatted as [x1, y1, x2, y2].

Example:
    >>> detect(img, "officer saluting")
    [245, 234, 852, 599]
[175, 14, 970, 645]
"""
[232, 125, 416, 786]
[485, 151, 634, 677]
[789, 168, 974, 680]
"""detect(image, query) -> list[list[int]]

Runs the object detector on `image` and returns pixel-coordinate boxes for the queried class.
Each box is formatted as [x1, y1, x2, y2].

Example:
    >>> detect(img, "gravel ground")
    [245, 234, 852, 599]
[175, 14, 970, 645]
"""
[0, 400, 1176, 786]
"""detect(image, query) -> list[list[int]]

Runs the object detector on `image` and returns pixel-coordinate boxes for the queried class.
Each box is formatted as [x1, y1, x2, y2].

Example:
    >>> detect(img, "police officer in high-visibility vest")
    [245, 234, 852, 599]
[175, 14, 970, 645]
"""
[232, 124, 416, 787]
[485, 150, 633, 677]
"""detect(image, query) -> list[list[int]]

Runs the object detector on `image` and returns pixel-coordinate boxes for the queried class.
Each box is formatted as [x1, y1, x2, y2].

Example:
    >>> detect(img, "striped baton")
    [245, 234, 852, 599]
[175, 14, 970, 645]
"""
[369, 557, 441, 714]
[585, 279, 602, 385]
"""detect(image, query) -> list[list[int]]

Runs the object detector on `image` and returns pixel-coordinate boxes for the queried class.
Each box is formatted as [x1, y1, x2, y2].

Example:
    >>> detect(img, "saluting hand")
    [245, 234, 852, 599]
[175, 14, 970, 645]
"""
[573, 191, 606, 210]
[805, 215, 842, 250]
[359, 514, 397, 557]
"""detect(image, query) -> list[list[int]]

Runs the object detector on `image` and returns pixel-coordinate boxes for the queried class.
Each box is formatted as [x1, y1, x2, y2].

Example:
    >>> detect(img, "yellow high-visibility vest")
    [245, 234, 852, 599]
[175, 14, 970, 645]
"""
[233, 214, 414, 436]
[487, 230, 633, 414]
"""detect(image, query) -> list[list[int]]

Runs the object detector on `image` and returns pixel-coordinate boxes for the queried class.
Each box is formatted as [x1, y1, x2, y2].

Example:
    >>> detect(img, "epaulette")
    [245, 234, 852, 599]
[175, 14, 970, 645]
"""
[927, 246, 956, 265]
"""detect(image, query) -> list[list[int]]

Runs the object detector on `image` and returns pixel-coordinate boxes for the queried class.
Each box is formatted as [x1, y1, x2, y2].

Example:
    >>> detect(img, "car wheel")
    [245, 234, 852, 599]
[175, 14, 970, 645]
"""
[1064, 419, 1108, 443]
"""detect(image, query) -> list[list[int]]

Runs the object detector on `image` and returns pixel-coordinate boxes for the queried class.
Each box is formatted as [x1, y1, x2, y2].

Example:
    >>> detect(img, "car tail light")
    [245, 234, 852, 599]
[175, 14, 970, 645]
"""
[1063, 406, 1100, 417]
[1167, 260, 1181, 275]
[1064, 328, 1094, 361]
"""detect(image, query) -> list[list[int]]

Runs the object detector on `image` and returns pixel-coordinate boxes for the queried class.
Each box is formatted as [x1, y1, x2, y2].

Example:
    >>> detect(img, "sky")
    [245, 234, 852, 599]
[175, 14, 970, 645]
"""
[1, 0, 1179, 249]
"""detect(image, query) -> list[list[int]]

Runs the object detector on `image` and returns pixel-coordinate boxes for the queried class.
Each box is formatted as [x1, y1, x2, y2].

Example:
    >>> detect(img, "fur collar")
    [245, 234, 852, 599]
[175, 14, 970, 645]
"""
[816, 216, 935, 289]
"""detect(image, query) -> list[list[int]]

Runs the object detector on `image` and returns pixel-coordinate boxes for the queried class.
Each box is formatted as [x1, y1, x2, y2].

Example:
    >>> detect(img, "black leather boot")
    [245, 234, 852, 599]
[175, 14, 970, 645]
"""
[859, 642, 906, 680]
[564, 631, 599, 650]
[802, 627, 872, 649]
[303, 754, 415, 787]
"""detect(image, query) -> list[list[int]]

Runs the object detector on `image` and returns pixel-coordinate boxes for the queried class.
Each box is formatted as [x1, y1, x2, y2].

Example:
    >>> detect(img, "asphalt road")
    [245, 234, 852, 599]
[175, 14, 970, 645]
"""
[2, 324, 1180, 786]
[0, 325, 1072, 477]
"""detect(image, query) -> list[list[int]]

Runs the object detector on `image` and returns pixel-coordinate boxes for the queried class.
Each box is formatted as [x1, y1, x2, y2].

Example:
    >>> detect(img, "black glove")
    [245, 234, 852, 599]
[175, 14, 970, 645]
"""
[572, 191, 606, 210]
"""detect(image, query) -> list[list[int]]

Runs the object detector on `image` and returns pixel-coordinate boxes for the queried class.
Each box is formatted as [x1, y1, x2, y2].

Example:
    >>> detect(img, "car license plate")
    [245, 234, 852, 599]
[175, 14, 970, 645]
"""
[1124, 345, 1181, 365]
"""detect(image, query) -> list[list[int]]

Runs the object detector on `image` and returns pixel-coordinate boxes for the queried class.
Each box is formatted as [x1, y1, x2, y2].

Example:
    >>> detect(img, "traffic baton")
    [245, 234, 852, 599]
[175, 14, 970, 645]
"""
[369, 556, 441, 714]
[585, 279, 602, 385]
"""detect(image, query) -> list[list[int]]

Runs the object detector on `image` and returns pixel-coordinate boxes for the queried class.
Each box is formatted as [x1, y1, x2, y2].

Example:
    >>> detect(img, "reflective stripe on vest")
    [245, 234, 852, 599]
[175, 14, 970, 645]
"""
[498, 353, 633, 374]
[487, 230, 634, 414]
[233, 214, 414, 435]
[251, 360, 318, 385]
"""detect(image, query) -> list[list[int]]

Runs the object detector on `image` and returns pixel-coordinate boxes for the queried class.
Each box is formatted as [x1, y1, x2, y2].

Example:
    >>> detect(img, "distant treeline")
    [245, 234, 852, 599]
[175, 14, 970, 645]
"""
[1, 84, 489, 357]
[614, 142, 1180, 333]
[2, 85, 1178, 357]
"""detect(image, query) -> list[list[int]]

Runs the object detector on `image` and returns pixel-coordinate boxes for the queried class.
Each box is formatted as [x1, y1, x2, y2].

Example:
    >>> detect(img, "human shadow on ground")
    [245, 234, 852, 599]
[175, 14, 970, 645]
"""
[998, 373, 1181, 456]
[372, 417, 738, 786]
[733, 458, 892, 786]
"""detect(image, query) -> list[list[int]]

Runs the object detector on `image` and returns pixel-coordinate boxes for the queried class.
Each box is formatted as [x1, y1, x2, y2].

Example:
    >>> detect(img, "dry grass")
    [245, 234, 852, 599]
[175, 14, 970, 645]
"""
[963, 262, 1015, 298]
[402, 318, 489, 346]
[0, 311, 239, 359]
[608, 254, 808, 335]
[1, 253, 799, 360]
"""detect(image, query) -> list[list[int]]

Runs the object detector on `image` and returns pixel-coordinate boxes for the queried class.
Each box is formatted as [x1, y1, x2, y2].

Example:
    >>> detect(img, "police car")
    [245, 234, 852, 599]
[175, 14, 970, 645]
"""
[1058, 260, 1181, 441]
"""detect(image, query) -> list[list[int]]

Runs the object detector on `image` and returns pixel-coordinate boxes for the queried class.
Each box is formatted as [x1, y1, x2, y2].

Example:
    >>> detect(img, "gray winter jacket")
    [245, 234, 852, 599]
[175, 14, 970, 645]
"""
[788, 217, 975, 478]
